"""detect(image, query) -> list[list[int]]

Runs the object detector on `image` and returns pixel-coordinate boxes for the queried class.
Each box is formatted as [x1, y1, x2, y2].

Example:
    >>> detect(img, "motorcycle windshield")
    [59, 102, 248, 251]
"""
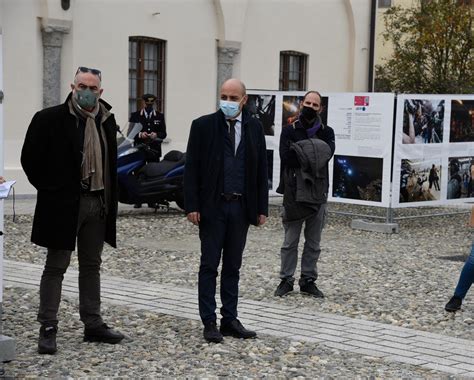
[118, 122, 143, 150]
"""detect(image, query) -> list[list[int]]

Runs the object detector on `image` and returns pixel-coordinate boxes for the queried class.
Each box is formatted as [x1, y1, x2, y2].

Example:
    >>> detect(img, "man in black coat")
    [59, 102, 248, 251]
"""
[274, 91, 335, 299]
[184, 78, 269, 343]
[21, 67, 124, 355]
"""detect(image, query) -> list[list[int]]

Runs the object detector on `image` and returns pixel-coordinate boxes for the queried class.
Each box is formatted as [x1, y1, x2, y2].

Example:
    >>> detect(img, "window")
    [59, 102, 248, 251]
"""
[129, 36, 166, 113]
[378, 0, 392, 7]
[279, 51, 307, 91]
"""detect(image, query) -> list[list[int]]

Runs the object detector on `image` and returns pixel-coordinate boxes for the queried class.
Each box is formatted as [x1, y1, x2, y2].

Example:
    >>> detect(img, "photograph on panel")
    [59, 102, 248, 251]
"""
[402, 99, 444, 144]
[281, 95, 329, 127]
[399, 159, 442, 203]
[267, 150, 274, 190]
[450, 100, 474, 143]
[246, 94, 276, 136]
[332, 155, 383, 202]
[447, 157, 474, 199]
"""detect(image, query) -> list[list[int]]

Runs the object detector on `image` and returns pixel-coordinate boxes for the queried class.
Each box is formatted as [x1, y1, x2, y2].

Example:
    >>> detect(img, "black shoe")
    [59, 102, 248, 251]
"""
[84, 323, 124, 344]
[133, 203, 142, 208]
[203, 321, 223, 343]
[220, 319, 257, 339]
[299, 280, 324, 298]
[445, 296, 462, 312]
[38, 325, 57, 355]
[274, 278, 294, 297]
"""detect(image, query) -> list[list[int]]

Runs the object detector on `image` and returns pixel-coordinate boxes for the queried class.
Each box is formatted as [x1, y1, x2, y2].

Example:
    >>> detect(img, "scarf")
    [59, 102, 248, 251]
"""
[70, 95, 104, 191]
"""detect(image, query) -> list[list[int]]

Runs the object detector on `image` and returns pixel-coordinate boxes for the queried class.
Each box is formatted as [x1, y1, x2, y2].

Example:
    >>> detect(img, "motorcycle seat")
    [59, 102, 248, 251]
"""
[139, 150, 186, 179]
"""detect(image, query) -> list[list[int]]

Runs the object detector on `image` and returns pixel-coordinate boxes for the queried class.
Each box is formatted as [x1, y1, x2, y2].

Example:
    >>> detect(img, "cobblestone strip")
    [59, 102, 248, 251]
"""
[4, 259, 473, 377]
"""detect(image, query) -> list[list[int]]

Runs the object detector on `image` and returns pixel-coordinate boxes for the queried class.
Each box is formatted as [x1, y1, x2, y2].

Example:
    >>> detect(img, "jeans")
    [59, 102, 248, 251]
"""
[454, 242, 474, 299]
[279, 203, 327, 282]
[37, 193, 106, 328]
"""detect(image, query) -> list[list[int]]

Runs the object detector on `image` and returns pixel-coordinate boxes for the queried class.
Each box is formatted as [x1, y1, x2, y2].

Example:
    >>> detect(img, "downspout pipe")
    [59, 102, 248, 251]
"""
[368, 0, 377, 91]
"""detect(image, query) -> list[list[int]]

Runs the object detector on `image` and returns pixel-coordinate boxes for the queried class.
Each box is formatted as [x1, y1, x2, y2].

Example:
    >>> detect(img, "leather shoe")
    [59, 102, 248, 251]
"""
[220, 319, 256, 339]
[38, 325, 57, 354]
[203, 321, 223, 343]
[84, 323, 124, 344]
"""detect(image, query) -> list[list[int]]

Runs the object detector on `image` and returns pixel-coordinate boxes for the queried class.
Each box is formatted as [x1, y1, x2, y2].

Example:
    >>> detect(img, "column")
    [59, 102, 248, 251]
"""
[41, 19, 71, 108]
[217, 44, 240, 104]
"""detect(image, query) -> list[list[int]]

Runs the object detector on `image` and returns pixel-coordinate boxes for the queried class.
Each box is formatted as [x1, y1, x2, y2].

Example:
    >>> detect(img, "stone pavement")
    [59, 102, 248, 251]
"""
[5, 259, 474, 377]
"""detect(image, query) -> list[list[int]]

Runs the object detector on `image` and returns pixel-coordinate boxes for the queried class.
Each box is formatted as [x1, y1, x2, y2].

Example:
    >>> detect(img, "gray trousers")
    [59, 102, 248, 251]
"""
[37, 193, 106, 329]
[279, 203, 327, 283]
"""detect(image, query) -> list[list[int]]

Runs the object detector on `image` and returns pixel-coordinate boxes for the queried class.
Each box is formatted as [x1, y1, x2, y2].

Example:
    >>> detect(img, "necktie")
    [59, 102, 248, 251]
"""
[228, 119, 237, 155]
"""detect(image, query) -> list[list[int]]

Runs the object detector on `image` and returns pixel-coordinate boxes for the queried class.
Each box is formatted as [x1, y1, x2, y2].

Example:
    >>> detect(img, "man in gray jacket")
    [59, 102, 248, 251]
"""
[275, 91, 335, 298]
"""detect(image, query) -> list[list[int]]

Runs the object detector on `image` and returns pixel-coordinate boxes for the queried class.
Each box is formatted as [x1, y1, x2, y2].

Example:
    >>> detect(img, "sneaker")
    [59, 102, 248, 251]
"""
[274, 279, 294, 297]
[299, 280, 324, 298]
[445, 296, 462, 312]
[84, 323, 124, 344]
[203, 321, 223, 343]
[38, 325, 57, 355]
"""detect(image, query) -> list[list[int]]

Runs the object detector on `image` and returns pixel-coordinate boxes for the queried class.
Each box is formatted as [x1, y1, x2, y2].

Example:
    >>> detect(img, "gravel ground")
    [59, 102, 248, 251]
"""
[2, 287, 447, 378]
[2, 202, 472, 377]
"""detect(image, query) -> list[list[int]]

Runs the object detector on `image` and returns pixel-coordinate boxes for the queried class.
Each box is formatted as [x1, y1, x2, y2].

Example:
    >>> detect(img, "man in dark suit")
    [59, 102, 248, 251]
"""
[21, 67, 124, 355]
[184, 78, 269, 343]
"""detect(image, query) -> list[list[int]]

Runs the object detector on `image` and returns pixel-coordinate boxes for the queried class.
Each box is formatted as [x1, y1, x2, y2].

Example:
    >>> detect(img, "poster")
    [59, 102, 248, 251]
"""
[247, 91, 395, 206]
[326, 93, 394, 207]
[392, 94, 474, 207]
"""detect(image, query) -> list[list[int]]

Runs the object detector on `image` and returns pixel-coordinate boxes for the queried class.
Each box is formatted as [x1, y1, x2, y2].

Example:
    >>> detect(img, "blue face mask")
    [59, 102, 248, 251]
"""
[220, 100, 241, 119]
[74, 88, 99, 109]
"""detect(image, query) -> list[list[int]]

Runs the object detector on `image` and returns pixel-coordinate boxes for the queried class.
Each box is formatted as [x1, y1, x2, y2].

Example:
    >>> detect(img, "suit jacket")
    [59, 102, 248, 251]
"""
[21, 93, 118, 250]
[184, 109, 269, 226]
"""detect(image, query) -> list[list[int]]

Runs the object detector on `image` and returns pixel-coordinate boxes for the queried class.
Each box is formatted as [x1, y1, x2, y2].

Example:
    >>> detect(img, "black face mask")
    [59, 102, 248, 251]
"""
[145, 105, 154, 113]
[301, 106, 318, 122]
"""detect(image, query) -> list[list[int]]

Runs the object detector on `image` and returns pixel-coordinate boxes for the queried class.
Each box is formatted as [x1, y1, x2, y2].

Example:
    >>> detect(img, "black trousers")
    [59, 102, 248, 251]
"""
[37, 193, 106, 329]
[198, 199, 249, 325]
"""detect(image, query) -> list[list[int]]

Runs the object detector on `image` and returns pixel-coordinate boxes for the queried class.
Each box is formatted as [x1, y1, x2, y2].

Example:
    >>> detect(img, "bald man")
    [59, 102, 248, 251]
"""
[184, 79, 269, 343]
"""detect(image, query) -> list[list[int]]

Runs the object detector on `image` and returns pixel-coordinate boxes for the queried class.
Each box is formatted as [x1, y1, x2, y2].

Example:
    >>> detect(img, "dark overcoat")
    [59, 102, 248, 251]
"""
[184, 109, 269, 226]
[21, 93, 118, 251]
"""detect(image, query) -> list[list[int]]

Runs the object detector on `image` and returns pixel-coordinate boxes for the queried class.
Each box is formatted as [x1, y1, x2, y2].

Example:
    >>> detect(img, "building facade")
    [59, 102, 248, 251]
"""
[0, 0, 372, 194]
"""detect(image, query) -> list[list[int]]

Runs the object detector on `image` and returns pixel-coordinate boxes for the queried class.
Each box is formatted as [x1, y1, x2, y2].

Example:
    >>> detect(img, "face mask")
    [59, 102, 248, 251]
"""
[145, 105, 154, 113]
[220, 100, 241, 119]
[301, 105, 318, 121]
[74, 88, 99, 109]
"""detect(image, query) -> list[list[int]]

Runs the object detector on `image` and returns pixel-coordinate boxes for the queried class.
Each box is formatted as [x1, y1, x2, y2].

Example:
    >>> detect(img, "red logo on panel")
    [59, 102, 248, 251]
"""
[354, 96, 369, 106]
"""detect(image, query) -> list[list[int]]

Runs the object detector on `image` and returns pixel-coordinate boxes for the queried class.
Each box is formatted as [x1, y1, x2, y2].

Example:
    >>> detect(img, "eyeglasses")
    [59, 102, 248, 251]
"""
[75, 66, 102, 80]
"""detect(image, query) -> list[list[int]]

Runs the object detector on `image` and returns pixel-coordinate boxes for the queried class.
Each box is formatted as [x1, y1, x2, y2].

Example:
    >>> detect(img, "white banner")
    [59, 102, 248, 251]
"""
[247, 91, 395, 207]
[392, 94, 474, 208]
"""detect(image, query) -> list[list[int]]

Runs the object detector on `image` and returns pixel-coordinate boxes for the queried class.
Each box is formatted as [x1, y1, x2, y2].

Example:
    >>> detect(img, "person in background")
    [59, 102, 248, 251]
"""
[274, 90, 335, 299]
[21, 66, 124, 355]
[130, 93, 167, 208]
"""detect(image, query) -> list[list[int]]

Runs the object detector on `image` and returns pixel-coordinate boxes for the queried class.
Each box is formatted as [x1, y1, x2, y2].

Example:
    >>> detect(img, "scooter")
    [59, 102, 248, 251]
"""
[117, 122, 185, 210]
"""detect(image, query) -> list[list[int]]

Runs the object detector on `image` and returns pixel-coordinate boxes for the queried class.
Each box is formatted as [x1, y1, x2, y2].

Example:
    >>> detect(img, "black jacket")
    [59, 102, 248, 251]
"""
[277, 118, 335, 195]
[184, 109, 269, 226]
[130, 109, 167, 158]
[21, 93, 118, 250]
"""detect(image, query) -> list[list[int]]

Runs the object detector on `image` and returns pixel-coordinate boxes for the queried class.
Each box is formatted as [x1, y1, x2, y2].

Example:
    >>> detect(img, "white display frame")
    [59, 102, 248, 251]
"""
[247, 90, 395, 207]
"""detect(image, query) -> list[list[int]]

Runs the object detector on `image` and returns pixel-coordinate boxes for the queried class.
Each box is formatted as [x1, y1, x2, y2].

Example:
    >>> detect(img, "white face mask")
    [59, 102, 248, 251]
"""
[220, 100, 241, 118]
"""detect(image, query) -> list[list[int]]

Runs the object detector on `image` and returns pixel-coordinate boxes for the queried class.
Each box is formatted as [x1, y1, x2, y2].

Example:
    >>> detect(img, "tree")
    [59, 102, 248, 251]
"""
[375, 0, 474, 93]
